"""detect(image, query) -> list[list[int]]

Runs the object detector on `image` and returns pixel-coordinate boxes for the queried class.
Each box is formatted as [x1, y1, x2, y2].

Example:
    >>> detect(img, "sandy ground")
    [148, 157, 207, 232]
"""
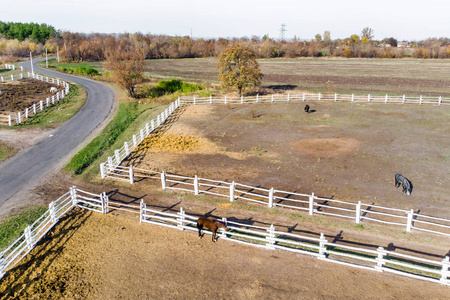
[1, 208, 449, 299]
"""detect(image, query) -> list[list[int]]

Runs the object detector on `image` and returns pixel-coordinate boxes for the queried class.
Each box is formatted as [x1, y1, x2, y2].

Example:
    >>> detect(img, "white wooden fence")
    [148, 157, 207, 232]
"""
[99, 98, 181, 178]
[179, 93, 450, 106]
[0, 186, 108, 280]
[0, 73, 70, 126]
[138, 202, 449, 286]
[103, 167, 450, 238]
[1, 187, 448, 286]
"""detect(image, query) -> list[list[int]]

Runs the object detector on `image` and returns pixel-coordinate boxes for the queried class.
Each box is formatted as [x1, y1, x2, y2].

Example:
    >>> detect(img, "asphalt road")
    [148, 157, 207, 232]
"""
[0, 58, 115, 207]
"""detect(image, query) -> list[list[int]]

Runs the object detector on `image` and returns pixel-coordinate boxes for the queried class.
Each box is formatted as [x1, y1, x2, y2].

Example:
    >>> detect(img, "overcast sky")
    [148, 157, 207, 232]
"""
[1, 0, 449, 41]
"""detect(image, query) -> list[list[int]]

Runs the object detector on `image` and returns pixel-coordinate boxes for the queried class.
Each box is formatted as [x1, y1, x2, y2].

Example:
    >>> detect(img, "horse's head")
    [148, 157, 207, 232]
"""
[217, 222, 228, 231]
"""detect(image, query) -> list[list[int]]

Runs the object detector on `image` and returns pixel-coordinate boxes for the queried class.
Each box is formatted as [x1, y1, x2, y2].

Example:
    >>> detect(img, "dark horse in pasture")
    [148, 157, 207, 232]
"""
[304, 104, 310, 113]
[197, 217, 228, 242]
[394, 173, 413, 195]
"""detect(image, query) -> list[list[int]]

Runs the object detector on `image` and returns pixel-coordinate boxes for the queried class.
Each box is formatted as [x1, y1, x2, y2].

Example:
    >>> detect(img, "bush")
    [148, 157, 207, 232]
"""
[59, 66, 99, 76]
[145, 79, 203, 98]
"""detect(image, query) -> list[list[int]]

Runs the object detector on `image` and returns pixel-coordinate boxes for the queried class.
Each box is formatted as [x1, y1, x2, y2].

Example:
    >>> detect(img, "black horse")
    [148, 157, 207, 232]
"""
[304, 104, 310, 113]
[394, 173, 413, 195]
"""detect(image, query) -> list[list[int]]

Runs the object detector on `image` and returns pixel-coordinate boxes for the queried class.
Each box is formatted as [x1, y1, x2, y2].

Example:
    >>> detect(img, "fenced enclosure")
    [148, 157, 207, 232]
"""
[0, 186, 107, 280]
[1, 187, 448, 286]
[138, 201, 450, 286]
[103, 167, 450, 238]
[179, 93, 450, 106]
[0, 72, 70, 126]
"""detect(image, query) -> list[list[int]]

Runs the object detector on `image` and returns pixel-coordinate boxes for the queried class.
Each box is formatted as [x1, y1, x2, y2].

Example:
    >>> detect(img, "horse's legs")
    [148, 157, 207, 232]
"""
[197, 224, 203, 238]
[212, 229, 216, 242]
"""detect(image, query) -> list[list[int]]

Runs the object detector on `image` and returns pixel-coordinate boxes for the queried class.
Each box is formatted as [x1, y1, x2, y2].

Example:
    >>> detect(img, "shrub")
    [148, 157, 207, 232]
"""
[145, 79, 203, 98]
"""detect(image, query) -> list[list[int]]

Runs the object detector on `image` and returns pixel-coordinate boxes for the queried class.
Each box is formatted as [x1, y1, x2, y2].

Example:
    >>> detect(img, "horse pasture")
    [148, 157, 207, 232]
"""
[127, 101, 450, 218]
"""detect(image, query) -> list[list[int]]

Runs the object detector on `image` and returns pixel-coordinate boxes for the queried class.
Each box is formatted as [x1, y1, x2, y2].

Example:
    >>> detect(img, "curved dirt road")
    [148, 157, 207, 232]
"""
[0, 58, 115, 211]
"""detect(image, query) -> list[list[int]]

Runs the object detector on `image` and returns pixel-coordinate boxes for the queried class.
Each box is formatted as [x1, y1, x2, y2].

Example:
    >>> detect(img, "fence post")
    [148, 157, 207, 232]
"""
[406, 209, 414, 232]
[46, 97, 49, 107]
[420, 95, 423, 105]
[40, 100, 43, 111]
[271, 94, 274, 102]
[309, 192, 314, 215]
[129, 165, 134, 184]
[124, 141, 130, 156]
[266, 224, 276, 250]
[33, 103, 36, 114]
[10, 74, 13, 80]
[210, 95, 212, 104]
[157, 115, 161, 126]
[368, 94, 371, 102]
[256, 94, 259, 103]
[20, 73, 23, 79]
[140, 129, 144, 142]
[385, 94, 388, 103]
[49, 201, 57, 224]
[178, 207, 185, 230]
[17, 112, 21, 124]
[1, 76, 3, 82]
[318, 233, 327, 259]
[193, 96, 196, 105]
[375, 247, 387, 272]
[441, 256, 449, 284]
[103, 192, 109, 214]
[139, 199, 146, 223]
[229, 181, 235, 202]
[0, 252, 5, 279]
[287, 93, 290, 101]
[24, 225, 33, 250]
[221, 217, 228, 239]
[151, 119, 155, 131]
[355, 201, 361, 224]
[161, 170, 166, 190]
[194, 175, 199, 195]
[114, 150, 120, 165]
[133, 134, 137, 147]
[240, 95, 243, 104]
[268, 188, 274, 208]
[438, 96, 442, 105]
[224, 95, 227, 104]
[351, 94, 354, 102]
[145, 123, 150, 136]
[318, 93, 321, 100]
[8, 115, 11, 126]
[334, 93, 337, 101]
[70, 186, 78, 206]
[25, 107, 29, 119]
[100, 162, 106, 179]
[107, 156, 113, 168]
[302, 93, 305, 101]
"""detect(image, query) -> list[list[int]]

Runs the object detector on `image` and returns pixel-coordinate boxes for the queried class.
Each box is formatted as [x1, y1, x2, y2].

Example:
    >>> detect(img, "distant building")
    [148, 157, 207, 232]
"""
[397, 41, 411, 48]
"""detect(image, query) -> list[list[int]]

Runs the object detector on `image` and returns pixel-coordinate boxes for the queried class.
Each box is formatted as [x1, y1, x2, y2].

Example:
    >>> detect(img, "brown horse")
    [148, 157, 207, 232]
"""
[304, 104, 310, 113]
[197, 217, 228, 242]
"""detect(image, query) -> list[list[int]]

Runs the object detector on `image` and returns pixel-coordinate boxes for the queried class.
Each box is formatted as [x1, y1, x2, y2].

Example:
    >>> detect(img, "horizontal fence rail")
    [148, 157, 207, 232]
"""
[104, 167, 450, 238]
[0, 72, 70, 126]
[1, 187, 448, 286]
[179, 93, 450, 106]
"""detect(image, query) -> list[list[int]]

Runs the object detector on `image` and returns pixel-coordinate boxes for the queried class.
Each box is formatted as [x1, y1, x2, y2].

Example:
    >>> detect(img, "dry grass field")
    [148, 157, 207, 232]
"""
[145, 58, 450, 96]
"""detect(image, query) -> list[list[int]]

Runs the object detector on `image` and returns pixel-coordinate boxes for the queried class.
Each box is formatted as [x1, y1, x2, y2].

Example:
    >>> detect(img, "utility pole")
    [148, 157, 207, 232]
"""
[30, 52, 34, 75]
[280, 24, 287, 42]
[46, 48, 48, 68]
[57, 46, 60, 62]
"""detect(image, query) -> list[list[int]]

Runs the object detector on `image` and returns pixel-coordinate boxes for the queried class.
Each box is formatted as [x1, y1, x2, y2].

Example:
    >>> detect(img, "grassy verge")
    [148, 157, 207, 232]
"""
[0, 206, 47, 250]
[0, 84, 86, 129]
[41, 59, 104, 77]
[66, 100, 167, 176]
[0, 142, 17, 162]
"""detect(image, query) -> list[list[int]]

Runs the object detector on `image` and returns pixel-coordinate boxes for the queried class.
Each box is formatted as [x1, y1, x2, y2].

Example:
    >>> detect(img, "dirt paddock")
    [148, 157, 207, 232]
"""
[1, 208, 449, 299]
[127, 102, 450, 218]
[0, 78, 61, 113]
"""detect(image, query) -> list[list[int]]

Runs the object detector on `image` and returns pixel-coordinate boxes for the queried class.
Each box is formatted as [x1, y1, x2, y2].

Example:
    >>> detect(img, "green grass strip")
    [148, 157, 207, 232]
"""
[66, 102, 141, 175]
[0, 206, 47, 250]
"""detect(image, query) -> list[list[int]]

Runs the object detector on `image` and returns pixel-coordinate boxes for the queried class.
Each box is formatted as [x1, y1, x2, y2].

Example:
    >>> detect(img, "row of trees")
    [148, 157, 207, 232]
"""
[0, 21, 58, 44]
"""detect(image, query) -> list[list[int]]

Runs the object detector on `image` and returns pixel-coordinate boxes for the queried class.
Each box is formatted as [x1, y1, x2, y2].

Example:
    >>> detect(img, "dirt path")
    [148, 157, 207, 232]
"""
[1, 208, 449, 299]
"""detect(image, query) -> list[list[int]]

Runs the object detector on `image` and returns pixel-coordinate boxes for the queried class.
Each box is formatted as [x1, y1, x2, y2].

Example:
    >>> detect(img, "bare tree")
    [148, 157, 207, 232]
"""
[105, 44, 145, 98]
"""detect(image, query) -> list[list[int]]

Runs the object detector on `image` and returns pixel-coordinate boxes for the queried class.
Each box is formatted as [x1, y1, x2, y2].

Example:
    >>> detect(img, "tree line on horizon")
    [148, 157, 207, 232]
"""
[0, 22, 449, 61]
